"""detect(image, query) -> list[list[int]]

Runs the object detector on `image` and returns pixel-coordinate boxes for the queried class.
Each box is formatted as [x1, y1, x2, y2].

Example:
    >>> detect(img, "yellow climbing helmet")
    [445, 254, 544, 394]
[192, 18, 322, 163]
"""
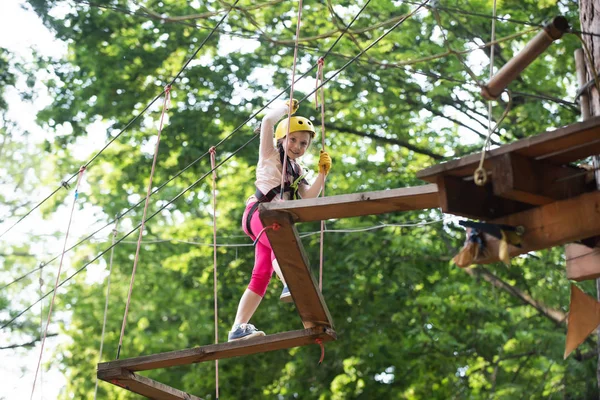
[275, 116, 316, 140]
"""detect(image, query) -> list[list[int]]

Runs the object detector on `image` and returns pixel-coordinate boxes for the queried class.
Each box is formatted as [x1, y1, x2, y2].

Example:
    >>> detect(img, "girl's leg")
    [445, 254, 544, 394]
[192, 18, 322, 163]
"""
[233, 288, 263, 325]
[272, 257, 287, 286]
[249, 208, 285, 286]
[229, 238, 271, 340]
[233, 229, 273, 325]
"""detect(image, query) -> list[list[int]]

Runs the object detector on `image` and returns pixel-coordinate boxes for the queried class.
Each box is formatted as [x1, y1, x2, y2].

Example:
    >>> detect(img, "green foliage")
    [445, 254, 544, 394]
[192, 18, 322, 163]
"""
[2, 0, 597, 398]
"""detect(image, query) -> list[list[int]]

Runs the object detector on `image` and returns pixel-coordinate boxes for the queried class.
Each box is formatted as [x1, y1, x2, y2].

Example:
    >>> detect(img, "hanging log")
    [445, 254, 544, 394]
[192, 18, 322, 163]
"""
[481, 16, 570, 100]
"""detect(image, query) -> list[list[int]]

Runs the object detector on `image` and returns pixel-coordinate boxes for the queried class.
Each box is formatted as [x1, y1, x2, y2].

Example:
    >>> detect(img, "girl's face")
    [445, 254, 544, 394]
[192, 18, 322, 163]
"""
[284, 131, 312, 160]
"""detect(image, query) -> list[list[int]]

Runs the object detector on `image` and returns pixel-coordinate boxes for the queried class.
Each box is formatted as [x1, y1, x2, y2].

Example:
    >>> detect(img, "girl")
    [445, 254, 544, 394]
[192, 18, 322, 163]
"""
[228, 100, 332, 341]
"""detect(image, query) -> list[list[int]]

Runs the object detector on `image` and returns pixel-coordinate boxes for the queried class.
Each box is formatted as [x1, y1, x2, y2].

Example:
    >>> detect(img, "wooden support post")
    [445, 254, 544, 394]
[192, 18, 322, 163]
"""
[490, 153, 589, 205]
[578, 0, 600, 387]
[576, 49, 591, 120]
[98, 368, 203, 400]
[259, 210, 334, 328]
[566, 243, 600, 281]
[436, 175, 531, 219]
[481, 16, 570, 100]
[565, 50, 600, 283]
[98, 327, 336, 373]
[261, 185, 439, 223]
[465, 191, 600, 264]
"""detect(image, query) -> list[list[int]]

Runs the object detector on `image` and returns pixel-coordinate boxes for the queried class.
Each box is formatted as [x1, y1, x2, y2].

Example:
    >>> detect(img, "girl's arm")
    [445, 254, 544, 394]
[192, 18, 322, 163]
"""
[259, 103, 289, 158]
[298, 151, 331, 199]
[299, 172, 326, 199]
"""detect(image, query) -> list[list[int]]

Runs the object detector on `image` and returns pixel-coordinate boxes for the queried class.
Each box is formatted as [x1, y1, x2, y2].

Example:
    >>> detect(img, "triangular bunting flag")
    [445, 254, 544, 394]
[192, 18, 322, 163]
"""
[564, 284, 600, 359]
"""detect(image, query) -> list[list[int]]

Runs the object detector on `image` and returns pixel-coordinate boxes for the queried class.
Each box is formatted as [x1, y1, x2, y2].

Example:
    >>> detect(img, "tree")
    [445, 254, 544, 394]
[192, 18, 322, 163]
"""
[578, 0, 600, 392]
[4, 0, 598, 398]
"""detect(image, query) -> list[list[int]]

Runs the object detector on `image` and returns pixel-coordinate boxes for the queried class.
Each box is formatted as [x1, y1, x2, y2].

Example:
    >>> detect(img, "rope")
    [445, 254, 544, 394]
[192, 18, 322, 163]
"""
[2, 2, 423, 331]
[253, 223, 281, 246]
[316, 56, 326, 292]
[3, 212, 449, 331]
[3, 20, 556, 292]
[0, 133, 260, 331]
[116, 86, 171, 360]
[0, 0, 240, 241]
[297, 0, 430, 105]
[474, 0, 498, 187]
[209, 147, 219, 400]
[38, 263, 44, 398]
[431, 8, 481, 86]
[94, 217, 119, 400]
[30, 166, 86, 400]
[279, 0, 305, 199]
[91, 216, 451, 246]
[315, 338, 325, 364]
[573, 33, 600, 96]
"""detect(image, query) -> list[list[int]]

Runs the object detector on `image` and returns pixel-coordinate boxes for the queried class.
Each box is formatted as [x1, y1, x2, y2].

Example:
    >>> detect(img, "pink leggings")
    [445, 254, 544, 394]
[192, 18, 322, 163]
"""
[241, 201, 276, 297]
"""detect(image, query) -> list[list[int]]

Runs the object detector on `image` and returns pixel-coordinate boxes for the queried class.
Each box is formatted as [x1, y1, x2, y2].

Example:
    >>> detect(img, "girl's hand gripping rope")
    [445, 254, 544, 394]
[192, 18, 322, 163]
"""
[285, 98, 299, 115]
[318, 150, 332, 175]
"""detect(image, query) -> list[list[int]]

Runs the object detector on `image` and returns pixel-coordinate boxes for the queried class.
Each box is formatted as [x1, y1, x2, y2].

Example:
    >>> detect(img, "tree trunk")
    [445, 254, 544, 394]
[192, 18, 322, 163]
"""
[578, 0, 600, 393]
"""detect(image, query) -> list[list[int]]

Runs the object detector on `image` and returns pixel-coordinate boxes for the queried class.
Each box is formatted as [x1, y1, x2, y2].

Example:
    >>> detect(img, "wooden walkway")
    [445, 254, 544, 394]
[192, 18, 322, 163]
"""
[98, 328, 336, 399]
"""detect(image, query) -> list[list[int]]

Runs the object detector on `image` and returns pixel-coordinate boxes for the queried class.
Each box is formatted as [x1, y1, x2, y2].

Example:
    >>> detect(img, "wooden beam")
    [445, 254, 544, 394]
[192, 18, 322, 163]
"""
[566, 243, 600, 281]
[468, 191, 600, 264]
[491, 153, 589, 205]
[416, 116, 600, 182]
[437, 175, 532, 219]
[98, 368, 203, 400]
[260, 185, 439, 223]
[97, 327, 336, 373]
[260, 210, 334, 328]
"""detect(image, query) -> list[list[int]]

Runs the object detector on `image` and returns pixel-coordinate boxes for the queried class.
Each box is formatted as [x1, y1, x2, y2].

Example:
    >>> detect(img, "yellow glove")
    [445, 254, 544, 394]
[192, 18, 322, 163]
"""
[285, 98, 299, 114]
[318, 150, 332, 175]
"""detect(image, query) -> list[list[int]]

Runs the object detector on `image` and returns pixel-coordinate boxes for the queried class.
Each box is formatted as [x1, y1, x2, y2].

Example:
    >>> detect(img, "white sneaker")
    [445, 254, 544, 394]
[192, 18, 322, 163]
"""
[280, 286, 292, 303]
[228, 323, 265, 342]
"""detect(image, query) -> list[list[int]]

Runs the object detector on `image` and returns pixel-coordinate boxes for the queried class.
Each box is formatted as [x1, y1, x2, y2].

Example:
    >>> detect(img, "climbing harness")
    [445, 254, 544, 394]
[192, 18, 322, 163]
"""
[246, 149, 307, 238]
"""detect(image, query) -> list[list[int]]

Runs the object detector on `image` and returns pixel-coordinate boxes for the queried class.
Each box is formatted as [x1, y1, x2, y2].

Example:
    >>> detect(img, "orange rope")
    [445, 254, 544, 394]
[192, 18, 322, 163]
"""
[31, 166, 86, 400]
[253, 222, 281, 245]
[315, 338, 325, 364]
[316, 57, 326, 292]
[279, 0, 304, 199]
[94, 217, 119, 400]
[209, 146, 219, 399]
[117, 85, 171, 359]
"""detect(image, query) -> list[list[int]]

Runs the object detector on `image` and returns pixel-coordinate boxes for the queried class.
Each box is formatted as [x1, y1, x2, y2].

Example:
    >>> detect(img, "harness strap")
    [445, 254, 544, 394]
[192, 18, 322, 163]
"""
[245, 201, 261, 237]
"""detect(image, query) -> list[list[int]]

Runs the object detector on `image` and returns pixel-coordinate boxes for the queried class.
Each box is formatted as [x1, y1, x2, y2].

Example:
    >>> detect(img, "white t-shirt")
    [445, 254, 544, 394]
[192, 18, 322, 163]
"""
[250, 103, 308, 203]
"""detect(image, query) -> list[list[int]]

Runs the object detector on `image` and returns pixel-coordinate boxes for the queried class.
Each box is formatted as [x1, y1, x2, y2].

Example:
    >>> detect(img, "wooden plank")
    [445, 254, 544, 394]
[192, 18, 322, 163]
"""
[260, 185, 439, 223]
[467, 191, 600, 264]
[491, 153, 589, 205]
[417, 116, 600, 182]
[566, 243, 600, 281]
[97, 327, 336, 373]
[437, 175, 532, 219]
[260, 210, 334, 328]
[98, 368, 203, 400]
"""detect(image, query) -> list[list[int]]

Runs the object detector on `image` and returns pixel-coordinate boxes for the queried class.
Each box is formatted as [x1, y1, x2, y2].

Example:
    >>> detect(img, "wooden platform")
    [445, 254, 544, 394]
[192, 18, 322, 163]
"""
[97, 369, 203, 400]
[98, 327, 336, 398]
[416, 116, 600, 220]
[99, 117, 600, 398]
[259, 185, 440, 328]
[263, 185, 439, 223]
